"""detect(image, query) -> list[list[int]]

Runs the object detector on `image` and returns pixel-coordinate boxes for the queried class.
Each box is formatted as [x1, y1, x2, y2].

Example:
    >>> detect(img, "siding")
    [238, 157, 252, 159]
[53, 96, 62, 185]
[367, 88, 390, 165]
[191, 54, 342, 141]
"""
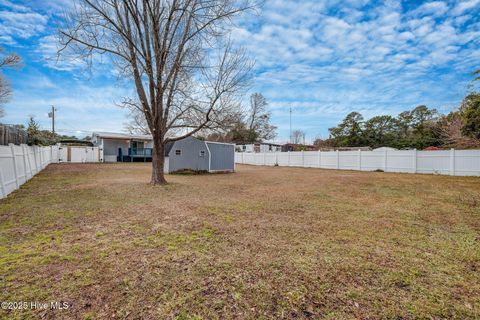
[167, 136, 209, 172]
[207, 142, 234, 171]
[103, 139, 129, 158]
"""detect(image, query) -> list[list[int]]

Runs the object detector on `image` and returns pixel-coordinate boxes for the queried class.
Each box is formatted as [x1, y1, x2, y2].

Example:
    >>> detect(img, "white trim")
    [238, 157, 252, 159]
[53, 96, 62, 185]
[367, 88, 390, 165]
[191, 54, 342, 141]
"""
[205, 141, 235, 146]
[205, 141, 212, 172]
[93, 132, 152, 140]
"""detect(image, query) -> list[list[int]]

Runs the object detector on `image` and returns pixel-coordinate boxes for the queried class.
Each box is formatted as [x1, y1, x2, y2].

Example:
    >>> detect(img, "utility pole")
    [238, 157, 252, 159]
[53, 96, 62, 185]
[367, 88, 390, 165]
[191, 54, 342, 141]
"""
[289, 107, 292, 143]
[48, 106, 56, 134]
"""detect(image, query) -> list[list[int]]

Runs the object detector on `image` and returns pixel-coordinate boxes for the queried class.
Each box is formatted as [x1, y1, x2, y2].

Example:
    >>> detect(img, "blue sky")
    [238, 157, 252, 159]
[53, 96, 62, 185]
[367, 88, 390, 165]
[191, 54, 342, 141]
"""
[0, 0, 479, 142]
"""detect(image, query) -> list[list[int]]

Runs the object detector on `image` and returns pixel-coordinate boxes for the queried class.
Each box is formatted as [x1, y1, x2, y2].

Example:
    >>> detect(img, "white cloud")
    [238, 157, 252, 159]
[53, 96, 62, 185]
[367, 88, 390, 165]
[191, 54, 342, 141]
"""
[36, 35, 87, 71]
[452, 0, 480, 15]
[231, 0, 480, 140]
[412, 1, 449, 17]
[0, 10, 48, 40]
[2, 0, 479, 140]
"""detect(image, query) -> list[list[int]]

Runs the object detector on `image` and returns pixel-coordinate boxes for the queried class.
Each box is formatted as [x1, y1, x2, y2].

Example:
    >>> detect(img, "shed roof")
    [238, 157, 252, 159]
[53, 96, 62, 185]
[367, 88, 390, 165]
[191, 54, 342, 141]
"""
[93, 132, 152, 140]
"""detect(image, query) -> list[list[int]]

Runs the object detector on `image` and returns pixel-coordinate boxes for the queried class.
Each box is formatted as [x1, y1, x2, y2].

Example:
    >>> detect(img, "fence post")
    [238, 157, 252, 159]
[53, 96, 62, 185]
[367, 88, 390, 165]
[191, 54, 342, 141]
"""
[450, 148, 455, 176]
[288, 151, 290, 166]
[358, 149, 362, 171]
[336, 150, 340, 169]
[39, 147, 43, 168]
[413, 149, 417, 174]
[0, 170, 6, 198]
[302, 150, 305, 167]
[263, 152, 266, 166]
[33, 146, 39, 173]
[25, 145, 32, 177]
[21, 144, 29, 180]
[275, 151, 278, 165]
[318, 150, 321, 168]
[383, 148, 388, 172]
[9, 143, 19, 188]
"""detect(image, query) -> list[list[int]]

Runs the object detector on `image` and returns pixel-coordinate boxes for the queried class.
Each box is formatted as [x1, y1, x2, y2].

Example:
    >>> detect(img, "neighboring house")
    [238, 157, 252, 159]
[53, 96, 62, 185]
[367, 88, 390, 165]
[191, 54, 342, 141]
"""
[282, 143, 318, 152]
[92, 132, 234, 173]
[235, 142, 282, 153]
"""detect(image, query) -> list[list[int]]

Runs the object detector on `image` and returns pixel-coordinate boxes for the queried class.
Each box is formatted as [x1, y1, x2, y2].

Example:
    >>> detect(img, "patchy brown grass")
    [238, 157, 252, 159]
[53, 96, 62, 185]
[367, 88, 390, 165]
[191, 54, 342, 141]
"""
[0, 163, 479, 319]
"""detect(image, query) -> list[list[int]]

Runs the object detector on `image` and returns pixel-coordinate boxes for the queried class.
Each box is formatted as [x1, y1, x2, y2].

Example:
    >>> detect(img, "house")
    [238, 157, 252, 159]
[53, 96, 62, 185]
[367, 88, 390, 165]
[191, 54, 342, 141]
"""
[92, 132, 234, 173]
[92, 132, 153, 162]
[235, 142, 282, 153]
[372, 147, 397, 151]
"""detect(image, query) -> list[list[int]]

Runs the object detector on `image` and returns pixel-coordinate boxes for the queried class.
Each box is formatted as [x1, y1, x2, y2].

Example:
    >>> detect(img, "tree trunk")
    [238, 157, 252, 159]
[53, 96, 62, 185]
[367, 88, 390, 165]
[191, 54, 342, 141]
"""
[151, 136, 168, 185]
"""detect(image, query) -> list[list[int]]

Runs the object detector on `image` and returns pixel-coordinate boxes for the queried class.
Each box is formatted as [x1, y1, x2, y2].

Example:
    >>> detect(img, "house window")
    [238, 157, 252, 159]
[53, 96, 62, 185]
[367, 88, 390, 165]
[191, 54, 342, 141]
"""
[199, 150, 205, 157]
[131, 141, 144, 150]
[242, 145, 246, 150]
[175, 149, 181, 155]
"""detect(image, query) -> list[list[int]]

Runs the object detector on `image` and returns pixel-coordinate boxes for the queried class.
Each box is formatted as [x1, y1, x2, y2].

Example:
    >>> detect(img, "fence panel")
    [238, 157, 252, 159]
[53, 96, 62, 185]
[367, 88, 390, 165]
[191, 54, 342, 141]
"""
[320, 152, 338, 169]
[235, 149, 480, 177]
[416, 150, 450, 175]
[454, 150, 480, 176]
[339, 151, 359, 170]
[69, 146, 100, 163]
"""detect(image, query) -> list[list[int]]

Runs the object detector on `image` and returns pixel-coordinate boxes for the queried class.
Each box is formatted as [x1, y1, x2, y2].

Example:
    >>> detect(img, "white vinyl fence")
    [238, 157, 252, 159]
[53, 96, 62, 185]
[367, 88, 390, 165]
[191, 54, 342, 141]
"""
[0, 144, 101, 199]
[235, 149, 480, 176]
[58, 146, 101, 163]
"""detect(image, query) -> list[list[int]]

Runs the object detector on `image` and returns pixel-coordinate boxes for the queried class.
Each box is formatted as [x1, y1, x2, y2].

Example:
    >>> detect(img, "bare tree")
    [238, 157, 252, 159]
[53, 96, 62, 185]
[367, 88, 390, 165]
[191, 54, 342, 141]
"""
[247, 92, 276, 141]
[439, 113, 480, 149]
[60, 0, 254, 184]
[0, 46, 21, 118]
[291, 129, 305, 144]
[122, 99, 150, 134]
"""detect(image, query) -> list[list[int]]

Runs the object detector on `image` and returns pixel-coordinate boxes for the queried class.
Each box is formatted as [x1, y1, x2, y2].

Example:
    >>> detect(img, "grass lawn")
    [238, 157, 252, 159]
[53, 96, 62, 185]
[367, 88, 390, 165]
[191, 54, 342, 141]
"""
[0, 163, 479, 319]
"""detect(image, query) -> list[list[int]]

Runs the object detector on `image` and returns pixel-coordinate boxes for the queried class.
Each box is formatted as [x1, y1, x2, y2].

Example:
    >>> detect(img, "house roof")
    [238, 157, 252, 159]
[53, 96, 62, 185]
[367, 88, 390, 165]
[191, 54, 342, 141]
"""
[164, 141, 174, 156]
[93, 132, 152, 140]
[235, 142, 282, 146]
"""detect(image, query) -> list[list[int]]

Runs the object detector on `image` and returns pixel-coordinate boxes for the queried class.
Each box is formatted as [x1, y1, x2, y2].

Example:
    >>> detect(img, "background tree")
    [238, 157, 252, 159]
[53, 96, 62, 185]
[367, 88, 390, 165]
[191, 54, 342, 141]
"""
[291, 129, 305, 144]
[362, 115, 397, 148]
[27, 116, 75, 145]
[246, 93, 276, 141]
[0, 46, 21, 118]
[406, 105, 440, 149]
[60, 0, 254, 185]
[313, 136, 335, 149]
[26, 116, 40, 142]
[437, 111, 480, 148]
[460, 92, 480, 139]
[329, 112, 364, 147]
[203, 92, 277, 143]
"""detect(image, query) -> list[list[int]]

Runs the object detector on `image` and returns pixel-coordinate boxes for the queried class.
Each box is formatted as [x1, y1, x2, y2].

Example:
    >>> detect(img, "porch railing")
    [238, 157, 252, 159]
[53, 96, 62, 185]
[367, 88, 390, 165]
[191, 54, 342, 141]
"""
[128, 148, 153, 156]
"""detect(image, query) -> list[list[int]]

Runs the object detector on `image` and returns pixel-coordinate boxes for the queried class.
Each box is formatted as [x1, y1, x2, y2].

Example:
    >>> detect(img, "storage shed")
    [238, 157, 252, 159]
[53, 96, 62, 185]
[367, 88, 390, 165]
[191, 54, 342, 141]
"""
[164, 136, 234, 173]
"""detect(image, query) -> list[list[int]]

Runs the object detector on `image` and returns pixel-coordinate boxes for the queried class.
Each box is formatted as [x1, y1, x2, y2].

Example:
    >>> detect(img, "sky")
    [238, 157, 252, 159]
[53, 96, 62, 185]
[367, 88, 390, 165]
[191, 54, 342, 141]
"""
[0, 0, 479, 143]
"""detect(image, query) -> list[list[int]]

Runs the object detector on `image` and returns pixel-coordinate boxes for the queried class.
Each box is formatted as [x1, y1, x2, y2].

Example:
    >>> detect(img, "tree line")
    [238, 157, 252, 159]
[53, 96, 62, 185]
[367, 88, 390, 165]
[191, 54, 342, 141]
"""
[316, 89, 480, 150]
